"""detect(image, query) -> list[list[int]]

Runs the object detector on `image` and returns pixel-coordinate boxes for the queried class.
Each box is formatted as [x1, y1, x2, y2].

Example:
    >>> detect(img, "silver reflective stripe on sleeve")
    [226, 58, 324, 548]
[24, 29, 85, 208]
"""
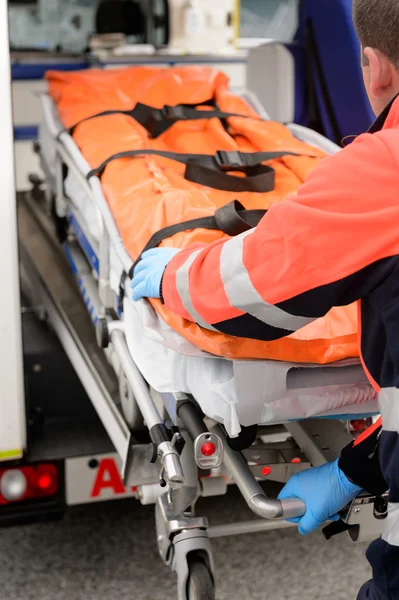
[379, 389, 399, 546]
[175, 249, 216, 332]
[382, 503, 399, 547]
[379, 388, 399, 432]
[219, 230, 317, 331]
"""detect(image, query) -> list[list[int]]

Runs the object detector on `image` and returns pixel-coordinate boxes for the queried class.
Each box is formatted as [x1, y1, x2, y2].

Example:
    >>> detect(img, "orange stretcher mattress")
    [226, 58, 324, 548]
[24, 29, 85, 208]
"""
[47, 66, 358, 364]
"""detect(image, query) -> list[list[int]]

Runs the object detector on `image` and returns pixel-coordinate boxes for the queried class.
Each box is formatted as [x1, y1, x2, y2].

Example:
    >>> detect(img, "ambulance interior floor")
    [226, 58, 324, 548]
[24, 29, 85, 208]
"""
[1, 486, 371, 600]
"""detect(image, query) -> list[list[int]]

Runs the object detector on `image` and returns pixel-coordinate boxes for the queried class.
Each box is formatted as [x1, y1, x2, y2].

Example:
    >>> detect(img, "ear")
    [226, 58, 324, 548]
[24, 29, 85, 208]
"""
[364, 46, 393, 97]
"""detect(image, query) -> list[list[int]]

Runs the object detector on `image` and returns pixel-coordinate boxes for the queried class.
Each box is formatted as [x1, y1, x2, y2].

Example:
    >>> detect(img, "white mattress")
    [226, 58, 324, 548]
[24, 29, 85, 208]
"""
[39, 93, 379, 436]
[123, 298, 377, 436]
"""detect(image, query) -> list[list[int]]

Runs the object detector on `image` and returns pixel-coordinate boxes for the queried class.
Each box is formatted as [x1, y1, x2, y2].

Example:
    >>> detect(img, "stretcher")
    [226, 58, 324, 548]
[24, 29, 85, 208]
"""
[31, 65, 380, 599]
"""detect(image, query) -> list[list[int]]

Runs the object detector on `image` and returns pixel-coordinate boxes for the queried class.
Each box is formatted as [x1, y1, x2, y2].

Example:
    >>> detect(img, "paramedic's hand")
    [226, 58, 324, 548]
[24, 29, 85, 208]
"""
[278, 459, 362, 535]
[131, 248, 181, 301]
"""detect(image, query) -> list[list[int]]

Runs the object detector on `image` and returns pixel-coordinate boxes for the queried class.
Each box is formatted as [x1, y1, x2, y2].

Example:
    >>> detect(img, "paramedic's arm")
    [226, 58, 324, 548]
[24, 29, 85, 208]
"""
[162, 132, 399, 342]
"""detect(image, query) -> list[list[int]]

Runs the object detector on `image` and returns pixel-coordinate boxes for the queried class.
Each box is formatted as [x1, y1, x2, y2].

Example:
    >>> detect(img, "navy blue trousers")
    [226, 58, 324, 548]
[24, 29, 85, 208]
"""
[357, 429, 399, 600]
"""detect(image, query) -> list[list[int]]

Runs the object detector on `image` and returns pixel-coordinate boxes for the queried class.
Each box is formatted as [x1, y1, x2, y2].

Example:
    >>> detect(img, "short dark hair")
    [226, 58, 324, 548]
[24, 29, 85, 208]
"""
[353, 0, 399, 67]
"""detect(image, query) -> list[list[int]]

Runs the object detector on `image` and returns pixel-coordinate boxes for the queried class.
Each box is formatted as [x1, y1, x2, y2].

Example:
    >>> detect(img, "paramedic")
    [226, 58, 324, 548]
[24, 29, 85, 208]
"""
[132, 1, 399, 597]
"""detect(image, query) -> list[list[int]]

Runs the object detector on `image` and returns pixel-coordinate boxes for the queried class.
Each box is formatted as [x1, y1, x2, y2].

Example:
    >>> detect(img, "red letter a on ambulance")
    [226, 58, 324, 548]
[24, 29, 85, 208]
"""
[91, 458, 125, 498]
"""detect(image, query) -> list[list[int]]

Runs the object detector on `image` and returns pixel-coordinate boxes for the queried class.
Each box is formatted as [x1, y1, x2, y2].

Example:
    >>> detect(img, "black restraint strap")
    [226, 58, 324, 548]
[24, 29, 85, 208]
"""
[66, 98, 257, 139]
[128, 200, 266, 278]
[118, 270, 127, 315]
[322, 520, 356, 541]
[133, 102, 257, 138]
[87, 148, 303, 193]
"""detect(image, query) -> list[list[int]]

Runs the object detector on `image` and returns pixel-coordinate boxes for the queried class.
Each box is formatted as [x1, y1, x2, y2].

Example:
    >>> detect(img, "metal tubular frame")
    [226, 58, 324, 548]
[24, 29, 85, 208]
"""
[213, 425, 305, 520]
[208, 519, 296, 538]
[110, 328, 164, 430]
[110, 327, 185, 489]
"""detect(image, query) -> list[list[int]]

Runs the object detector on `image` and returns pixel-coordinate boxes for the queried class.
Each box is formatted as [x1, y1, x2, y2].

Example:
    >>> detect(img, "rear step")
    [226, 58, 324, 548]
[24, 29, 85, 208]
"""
[18, 192, 133, 477]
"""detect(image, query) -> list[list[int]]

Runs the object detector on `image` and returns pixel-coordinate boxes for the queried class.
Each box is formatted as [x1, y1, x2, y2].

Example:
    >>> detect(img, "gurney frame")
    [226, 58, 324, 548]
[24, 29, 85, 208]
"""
[18, 93, 384, 600]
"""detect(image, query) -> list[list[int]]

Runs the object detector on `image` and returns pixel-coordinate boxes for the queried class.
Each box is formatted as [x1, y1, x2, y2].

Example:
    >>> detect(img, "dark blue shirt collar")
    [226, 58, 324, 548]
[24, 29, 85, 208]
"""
[368, 93, 399, 133]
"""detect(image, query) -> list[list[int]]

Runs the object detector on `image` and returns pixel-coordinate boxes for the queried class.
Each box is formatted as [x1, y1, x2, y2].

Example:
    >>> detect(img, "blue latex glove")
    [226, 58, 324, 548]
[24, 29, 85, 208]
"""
[131, 248, 181, 301]
[278, 459, 363, 536]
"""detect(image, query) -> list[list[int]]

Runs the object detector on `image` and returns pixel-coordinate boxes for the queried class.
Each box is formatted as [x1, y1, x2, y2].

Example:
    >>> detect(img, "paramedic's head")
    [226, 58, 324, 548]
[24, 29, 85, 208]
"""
[353, 0, 399, 115]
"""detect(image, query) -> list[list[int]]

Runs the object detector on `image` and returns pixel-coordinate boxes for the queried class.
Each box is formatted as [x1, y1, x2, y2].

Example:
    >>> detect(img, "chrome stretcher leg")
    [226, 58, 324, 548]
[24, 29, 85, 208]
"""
[105, 325, 215, 598]
[156, 430, 215, 600]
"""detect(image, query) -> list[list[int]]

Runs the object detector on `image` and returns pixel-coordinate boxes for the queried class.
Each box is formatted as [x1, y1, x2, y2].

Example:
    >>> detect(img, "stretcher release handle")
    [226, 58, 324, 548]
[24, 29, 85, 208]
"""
[213, 424, 306, 520]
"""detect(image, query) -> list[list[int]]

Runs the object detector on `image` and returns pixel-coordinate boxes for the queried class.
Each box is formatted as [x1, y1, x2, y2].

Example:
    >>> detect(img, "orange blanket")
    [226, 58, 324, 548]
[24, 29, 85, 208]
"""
[47, 66, 358, 363]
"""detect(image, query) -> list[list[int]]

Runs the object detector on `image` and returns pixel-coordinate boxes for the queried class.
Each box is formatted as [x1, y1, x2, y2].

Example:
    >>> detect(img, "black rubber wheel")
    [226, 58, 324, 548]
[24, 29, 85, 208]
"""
[187, 561, 215, 600]
[96, 317, 109, 349]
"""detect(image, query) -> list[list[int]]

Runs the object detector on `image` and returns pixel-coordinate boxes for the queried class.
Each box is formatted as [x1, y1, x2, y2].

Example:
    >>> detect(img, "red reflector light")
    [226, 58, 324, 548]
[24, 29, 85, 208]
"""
[201, 442, 216, 457]
[291, 458, 301, 464]
[0, 464, 58, 505]
[262, 466, 272, 476]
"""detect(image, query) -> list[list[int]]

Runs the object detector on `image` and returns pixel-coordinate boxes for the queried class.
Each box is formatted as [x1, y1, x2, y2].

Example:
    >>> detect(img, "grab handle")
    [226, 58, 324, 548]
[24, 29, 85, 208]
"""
[250, 493, 306, 520]
[212, 424, 306, 520]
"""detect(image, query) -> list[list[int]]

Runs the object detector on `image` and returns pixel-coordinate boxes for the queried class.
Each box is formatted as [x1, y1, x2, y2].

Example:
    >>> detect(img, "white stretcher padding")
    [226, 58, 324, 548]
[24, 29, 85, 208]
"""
[39, 93, 379, 436]
[123, 298, 377, 436]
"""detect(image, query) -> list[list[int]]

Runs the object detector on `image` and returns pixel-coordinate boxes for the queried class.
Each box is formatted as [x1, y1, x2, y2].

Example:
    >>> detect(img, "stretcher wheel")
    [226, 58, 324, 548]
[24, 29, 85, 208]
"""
[96, 317, 109, 349]
[187, 560, 215, 600]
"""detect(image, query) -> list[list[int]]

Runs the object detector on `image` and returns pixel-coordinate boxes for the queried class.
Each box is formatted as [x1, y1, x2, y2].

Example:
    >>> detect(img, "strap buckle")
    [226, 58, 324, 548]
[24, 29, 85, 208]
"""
[215, 150, 246, 172]
[161, 104, 186, 121]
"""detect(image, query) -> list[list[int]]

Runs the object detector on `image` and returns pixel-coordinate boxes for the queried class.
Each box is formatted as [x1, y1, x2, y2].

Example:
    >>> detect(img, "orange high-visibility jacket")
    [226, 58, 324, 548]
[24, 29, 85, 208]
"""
[162, 94, 399, 364]
[47, 65, 358, 364]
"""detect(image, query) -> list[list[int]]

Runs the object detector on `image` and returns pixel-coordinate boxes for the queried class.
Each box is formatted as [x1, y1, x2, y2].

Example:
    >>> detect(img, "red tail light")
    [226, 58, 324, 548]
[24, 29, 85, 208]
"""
[0, 464, 59, 505]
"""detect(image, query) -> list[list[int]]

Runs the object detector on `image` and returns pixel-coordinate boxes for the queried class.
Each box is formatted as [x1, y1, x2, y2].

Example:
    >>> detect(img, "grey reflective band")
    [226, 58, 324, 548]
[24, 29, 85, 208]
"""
[175, 250, 216, 332]
[382, 502, 399, 547]
[379, 388, 399, 433]
[219, 231, 317, 331]
[379, 389, 399, 547]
